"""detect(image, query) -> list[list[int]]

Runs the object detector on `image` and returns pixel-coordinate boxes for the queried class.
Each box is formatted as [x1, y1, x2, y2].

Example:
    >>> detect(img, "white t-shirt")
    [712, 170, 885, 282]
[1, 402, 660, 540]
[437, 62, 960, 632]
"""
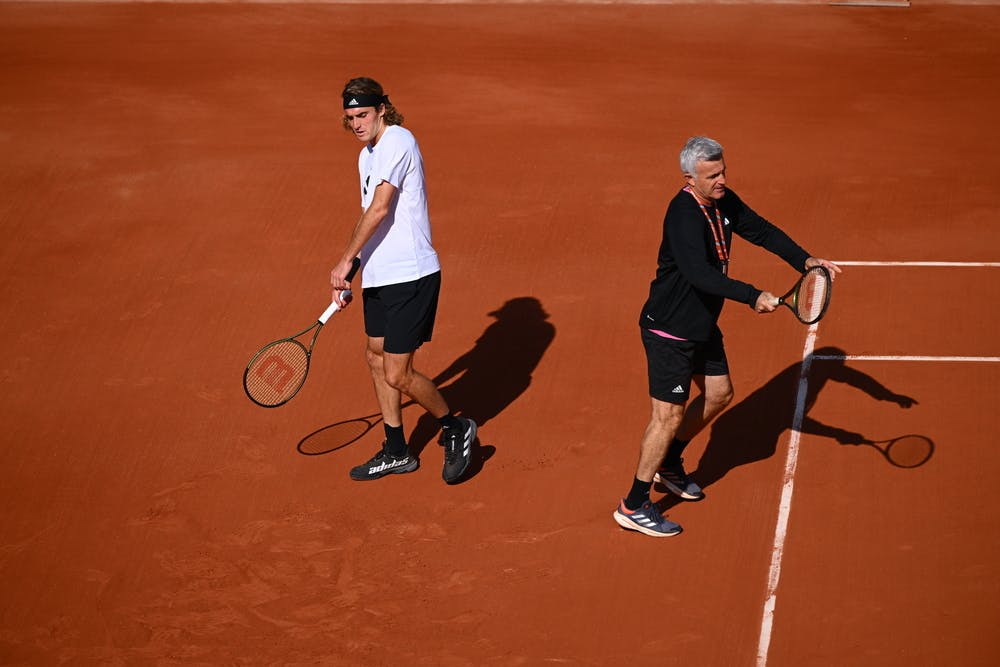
[357, 125, 441, 288]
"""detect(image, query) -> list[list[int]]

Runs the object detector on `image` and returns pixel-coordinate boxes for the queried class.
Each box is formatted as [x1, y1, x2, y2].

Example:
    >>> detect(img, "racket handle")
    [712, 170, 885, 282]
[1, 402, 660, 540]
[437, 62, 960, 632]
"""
[320, 257, 361, 323]
[319, 290, 352, 324]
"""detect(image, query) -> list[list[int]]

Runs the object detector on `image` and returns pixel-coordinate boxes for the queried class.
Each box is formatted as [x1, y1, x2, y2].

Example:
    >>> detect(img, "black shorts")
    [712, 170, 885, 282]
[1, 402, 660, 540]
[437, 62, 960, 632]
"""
[641, 326, 729, 404]
[363, 271, 441, 354]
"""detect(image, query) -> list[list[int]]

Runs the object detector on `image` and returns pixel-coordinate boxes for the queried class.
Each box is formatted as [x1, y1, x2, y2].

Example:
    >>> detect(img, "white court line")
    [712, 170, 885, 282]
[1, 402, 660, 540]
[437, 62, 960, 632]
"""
[756, 259, 998, 667]
[834, 261, 1000, 267]
[814, 355, 1000, 363]
[755, 321, 819, 667]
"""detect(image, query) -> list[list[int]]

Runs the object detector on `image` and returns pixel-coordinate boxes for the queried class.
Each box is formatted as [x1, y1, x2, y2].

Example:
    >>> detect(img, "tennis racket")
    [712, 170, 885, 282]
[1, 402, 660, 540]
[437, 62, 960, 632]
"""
[243, 257, 360, 408]
[778, 265, 832, 325]
[860, 434, 934, 469]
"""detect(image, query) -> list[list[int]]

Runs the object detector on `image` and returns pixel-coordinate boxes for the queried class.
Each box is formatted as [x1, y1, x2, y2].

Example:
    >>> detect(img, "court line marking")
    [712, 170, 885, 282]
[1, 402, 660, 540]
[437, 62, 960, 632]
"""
[757, 259, 998, 666]
[814, 355, 1000, 362]
[755, 320, 819, 667]
[834, 261, 1000, 267]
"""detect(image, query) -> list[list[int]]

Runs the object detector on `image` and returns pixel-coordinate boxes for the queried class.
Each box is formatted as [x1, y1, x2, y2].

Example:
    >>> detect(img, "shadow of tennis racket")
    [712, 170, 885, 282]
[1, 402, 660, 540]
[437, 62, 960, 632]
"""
[859, 434, 935, 469]
[297, 413, 384, 456]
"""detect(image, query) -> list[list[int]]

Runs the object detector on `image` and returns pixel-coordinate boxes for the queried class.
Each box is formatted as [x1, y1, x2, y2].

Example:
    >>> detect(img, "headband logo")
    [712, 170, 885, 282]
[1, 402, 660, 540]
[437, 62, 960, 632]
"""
[343, 93, 387, 110]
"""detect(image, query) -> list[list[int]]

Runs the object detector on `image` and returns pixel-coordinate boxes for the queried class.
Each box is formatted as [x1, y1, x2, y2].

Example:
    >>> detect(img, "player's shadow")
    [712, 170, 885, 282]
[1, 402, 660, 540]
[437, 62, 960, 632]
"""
[657, 346, 919, 510]
[406, 297, 556, 479]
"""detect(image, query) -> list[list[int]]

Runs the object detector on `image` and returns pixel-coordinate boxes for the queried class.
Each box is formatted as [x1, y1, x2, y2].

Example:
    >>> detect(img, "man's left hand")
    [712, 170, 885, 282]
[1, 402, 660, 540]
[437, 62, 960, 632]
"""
[805, 257, 842, 279]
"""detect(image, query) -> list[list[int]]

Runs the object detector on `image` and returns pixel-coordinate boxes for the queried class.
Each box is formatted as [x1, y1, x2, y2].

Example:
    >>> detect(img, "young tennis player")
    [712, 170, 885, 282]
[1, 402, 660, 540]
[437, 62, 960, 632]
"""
[613, 136, 841, 537]
[329, 77, 476, 485]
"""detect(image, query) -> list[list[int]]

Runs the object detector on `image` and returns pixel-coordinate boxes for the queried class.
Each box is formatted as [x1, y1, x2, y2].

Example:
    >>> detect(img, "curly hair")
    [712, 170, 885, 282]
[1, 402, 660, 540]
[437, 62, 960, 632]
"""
[341, 77, 404, 130]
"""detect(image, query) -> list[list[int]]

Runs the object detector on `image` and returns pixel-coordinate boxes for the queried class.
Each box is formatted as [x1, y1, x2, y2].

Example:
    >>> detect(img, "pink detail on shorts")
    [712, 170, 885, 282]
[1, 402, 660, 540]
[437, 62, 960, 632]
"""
[650, 329, 688, 341]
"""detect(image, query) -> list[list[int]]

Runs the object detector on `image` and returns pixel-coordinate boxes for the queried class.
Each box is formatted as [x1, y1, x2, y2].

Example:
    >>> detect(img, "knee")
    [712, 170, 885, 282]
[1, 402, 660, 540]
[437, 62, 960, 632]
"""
[383, 367, 411, 392]
[650, 402, 685, 430]
[365, 346, 383, 372]
[709, 385, 735, 410]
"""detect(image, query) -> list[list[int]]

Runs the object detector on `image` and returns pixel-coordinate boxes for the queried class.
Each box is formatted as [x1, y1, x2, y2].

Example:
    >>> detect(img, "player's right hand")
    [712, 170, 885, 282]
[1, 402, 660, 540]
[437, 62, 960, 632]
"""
[754, 291, 779, 313]
[330, 259, 355, 307]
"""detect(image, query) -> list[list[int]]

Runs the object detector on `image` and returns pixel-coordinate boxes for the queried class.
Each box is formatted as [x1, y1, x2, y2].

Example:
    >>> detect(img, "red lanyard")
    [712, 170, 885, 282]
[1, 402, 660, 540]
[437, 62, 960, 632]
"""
[685, 187, 729, 273]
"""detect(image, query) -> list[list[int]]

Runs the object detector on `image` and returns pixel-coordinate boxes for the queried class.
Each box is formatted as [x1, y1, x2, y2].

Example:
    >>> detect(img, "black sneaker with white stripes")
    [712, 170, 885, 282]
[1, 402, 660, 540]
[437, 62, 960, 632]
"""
[439, 417, 477, 484]
[349, 445, 418, 481]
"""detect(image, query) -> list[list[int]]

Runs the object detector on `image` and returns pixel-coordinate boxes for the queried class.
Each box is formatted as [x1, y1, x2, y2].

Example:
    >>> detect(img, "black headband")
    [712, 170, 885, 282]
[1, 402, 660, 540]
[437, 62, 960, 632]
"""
[343, 93, 388, 109]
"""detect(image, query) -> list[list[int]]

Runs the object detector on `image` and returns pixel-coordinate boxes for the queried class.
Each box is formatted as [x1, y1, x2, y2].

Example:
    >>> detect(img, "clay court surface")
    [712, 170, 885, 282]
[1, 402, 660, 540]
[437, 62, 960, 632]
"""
[2, 1, 998, 664]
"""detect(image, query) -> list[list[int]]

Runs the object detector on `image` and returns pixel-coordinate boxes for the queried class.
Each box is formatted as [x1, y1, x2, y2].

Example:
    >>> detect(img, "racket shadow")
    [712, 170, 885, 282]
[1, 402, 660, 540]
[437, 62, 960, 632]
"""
[858, 434, 935, 469]
[296, 297, 555, 484]
[656, 346, 926, 510]
[297, 415, 381, 456]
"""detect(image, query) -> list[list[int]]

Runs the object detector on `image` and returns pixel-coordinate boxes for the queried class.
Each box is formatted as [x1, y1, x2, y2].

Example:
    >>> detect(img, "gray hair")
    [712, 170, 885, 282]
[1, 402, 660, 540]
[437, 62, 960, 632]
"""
[679, 136, 724, 175]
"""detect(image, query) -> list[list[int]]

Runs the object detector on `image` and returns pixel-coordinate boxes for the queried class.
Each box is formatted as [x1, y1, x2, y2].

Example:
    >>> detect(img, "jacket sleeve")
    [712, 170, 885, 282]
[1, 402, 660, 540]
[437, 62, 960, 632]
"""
[729, 193, 810, 272]
[667, 203, 762, 307]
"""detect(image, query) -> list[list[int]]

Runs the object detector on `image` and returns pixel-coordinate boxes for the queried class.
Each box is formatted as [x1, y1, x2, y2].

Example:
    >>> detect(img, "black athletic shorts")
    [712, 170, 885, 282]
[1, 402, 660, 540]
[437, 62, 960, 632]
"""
[363, 271, 441, 354]
[640, 326, 729, 404]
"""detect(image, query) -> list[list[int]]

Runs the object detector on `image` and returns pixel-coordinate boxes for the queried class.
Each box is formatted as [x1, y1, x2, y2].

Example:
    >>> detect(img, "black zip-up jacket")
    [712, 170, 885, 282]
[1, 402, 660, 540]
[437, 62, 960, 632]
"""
[639, 187, 811, 341]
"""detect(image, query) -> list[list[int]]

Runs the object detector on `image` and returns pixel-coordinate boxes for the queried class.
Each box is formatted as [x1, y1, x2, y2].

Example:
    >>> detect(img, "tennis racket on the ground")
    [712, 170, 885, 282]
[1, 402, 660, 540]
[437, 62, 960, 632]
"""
[778, 265, 832, 325]
[243, 257, 360, 408]
[860, 434, 935, 469]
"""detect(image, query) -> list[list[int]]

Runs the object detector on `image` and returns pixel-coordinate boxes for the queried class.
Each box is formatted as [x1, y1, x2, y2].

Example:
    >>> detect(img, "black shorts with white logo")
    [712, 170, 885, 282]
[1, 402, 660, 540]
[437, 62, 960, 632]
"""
[641, 326, 729, 404]
[363, 271, 441, 354]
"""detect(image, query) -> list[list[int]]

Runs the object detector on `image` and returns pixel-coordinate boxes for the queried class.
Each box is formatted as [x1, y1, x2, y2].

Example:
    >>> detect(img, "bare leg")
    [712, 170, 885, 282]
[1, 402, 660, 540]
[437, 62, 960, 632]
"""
[635, 397, 686, 482]
[366, 336, 450, 422]
[365, 337, 405, 426]
[675, 373, 734, 442]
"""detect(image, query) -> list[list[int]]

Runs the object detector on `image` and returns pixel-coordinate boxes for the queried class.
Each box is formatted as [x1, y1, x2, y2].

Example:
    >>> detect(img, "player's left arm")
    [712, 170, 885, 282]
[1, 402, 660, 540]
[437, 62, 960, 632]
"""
[729, 193, 841, 280]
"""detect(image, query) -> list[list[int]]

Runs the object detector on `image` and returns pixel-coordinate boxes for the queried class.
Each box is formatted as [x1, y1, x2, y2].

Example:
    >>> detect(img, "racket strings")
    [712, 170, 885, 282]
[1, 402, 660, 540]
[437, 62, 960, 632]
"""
[796, 269, 831, 324]
[244, 340, 310, 406]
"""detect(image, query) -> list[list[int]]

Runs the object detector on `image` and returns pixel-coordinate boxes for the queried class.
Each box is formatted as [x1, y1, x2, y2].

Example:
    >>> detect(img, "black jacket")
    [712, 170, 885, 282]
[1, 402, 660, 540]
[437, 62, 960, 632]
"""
[639, 187, 810, 341]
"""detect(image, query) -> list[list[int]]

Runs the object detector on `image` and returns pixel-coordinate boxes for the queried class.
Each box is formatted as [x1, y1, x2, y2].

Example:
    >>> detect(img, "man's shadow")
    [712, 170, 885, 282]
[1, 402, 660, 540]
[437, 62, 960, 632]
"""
[658, 346, 918, 509]
[407, 297, 556, 479]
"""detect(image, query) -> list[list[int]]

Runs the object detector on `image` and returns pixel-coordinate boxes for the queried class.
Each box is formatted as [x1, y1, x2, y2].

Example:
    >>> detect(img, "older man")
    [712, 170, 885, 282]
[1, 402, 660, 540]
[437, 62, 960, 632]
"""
[613, 136, 841, 537]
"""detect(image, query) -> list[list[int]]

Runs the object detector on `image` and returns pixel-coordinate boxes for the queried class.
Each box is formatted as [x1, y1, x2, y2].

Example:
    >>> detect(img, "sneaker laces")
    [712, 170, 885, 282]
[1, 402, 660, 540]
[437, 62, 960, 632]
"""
[639, 500, 665, 523]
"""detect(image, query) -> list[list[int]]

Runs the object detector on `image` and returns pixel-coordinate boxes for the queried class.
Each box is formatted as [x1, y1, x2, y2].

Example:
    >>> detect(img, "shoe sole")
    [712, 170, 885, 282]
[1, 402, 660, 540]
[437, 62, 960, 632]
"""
[654, 472, 705, 501]
[442, 420, 477, 484]
[350, 459, 419, 481]
[612, 510, 682, 537]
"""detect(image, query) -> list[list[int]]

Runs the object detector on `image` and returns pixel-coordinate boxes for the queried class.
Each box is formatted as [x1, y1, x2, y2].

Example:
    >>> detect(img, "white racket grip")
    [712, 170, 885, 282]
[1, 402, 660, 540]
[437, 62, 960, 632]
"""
[319, 289, 352, 324]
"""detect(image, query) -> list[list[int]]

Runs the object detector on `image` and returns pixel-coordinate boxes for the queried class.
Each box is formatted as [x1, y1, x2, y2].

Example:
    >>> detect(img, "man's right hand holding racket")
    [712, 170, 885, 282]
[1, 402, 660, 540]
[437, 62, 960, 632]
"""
[331, 256, 361, 308]
[754, 257, 842, 316]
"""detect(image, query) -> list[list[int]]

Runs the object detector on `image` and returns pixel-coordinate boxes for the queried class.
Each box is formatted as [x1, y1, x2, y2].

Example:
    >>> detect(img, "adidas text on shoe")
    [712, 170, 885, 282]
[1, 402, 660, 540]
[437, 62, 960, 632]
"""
[654, 458, 704, 501]
[440, 417, 477, 484]
[613, 500, 682, 537]
[350, 447, 418, 481]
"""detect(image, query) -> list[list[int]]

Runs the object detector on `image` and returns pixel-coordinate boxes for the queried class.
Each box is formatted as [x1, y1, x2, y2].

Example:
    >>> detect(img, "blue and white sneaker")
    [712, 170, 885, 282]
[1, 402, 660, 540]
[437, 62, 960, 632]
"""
[613, 499, 683, 537]
[440, 417, 477, 484]
[655, 458, 705, 501]
[350, 446, 418, 481]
